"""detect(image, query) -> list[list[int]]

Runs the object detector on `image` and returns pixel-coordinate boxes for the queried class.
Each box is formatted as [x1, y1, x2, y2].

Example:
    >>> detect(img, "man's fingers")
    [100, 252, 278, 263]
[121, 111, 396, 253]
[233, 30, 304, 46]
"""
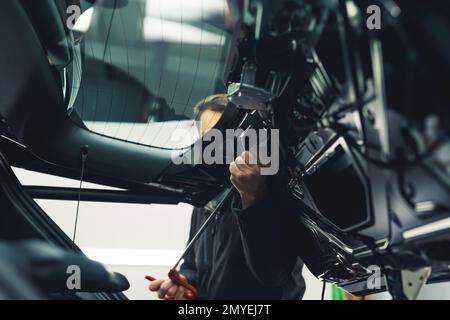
[160, 279, 174, 292]
[245, 149, 259, 165]
[229, 161, 241, 177]
[235, 155, 252, 171]
[164, 293, 173, 300]
[247, 147, 271, 167]
[236, 150, 258, 166]
[148, 279, 164, 292]
[174, 287, 186, 300]
[169, 285, 181, 300]
[231, 157, 259, 176]
[158, 279, 174, 299]
[241, 150, 269, 168]
[230, 160, 255, 176]
[165, 284, 179, 299]
[230, 162, 245, 188]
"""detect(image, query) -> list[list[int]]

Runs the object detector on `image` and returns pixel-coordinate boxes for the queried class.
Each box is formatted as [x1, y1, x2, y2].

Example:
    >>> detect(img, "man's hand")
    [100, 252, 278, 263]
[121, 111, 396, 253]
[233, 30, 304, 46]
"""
[230, 150, 267, 209]
[148, 276, 190, 300]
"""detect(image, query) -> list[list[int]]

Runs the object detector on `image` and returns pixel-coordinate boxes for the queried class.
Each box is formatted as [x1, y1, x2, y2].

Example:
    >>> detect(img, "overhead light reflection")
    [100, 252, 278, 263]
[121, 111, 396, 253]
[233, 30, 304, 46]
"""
[72, 7, 95, 33]
[143, 17, 225, 45]
[145, 0, 225, 22]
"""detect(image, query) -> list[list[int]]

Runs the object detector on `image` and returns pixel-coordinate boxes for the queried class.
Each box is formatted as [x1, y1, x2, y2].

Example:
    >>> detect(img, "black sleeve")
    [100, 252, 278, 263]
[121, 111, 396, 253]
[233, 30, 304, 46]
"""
[179, 208, 199, 287]
[232, 187, 300, 287]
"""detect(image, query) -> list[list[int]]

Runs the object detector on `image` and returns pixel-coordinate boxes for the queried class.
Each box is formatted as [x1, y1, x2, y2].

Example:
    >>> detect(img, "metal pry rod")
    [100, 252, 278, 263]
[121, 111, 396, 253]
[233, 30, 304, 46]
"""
[164, 186, 236, 300]
[171, 186, 236, 271]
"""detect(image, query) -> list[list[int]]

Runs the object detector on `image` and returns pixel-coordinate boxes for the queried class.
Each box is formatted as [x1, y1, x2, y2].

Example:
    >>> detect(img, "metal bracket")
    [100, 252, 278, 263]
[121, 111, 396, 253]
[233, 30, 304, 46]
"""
[228, 63, 274, 111]
[401, 267, 432, 300]
[228, 62, 291, 111]
[387, 267, 432, 300]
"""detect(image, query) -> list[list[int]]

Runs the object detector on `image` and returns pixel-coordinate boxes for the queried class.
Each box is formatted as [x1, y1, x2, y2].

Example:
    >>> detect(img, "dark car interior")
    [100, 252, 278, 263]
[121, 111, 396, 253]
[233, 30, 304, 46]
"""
[0, 0, 449, 300]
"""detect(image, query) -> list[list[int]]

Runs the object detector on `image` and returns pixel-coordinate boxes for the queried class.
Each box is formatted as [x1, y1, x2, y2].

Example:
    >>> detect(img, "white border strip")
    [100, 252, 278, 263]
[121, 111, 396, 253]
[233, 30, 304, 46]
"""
[82, 248, 183, 266]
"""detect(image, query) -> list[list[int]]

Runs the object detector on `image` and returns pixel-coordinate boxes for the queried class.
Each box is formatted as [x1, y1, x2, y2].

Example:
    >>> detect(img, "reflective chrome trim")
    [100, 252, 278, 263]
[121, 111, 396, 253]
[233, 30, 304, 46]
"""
[308, 222, 354, 254]
[304, 136, 344, 175]
[305, 218, 389, 256]
[356, 238, 389, 257]
[403, 217, 450, 240]
[415, 201, 437, 213]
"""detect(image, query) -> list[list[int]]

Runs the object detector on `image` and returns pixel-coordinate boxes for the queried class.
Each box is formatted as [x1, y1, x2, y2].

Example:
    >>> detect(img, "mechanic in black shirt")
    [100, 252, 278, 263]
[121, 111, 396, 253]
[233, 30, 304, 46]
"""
[148, 94, 305, 300]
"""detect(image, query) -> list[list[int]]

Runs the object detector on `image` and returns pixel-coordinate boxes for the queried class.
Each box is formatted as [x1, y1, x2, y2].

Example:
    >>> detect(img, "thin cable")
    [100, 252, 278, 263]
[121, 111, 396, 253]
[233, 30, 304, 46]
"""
[73, 146, 89, 243]
[321, 280, 326, 300]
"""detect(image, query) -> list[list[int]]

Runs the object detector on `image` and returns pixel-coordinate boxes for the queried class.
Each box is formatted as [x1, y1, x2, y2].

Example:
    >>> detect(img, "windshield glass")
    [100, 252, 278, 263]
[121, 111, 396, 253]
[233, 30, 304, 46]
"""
[69, 0, 232, 148]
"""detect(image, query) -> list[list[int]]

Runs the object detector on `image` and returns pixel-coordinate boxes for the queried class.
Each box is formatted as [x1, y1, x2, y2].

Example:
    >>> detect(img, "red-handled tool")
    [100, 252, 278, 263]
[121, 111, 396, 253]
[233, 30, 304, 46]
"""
[145, 275, 156, 281]
[145, 274, 197, 300]
[168, 269, 198, 300]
